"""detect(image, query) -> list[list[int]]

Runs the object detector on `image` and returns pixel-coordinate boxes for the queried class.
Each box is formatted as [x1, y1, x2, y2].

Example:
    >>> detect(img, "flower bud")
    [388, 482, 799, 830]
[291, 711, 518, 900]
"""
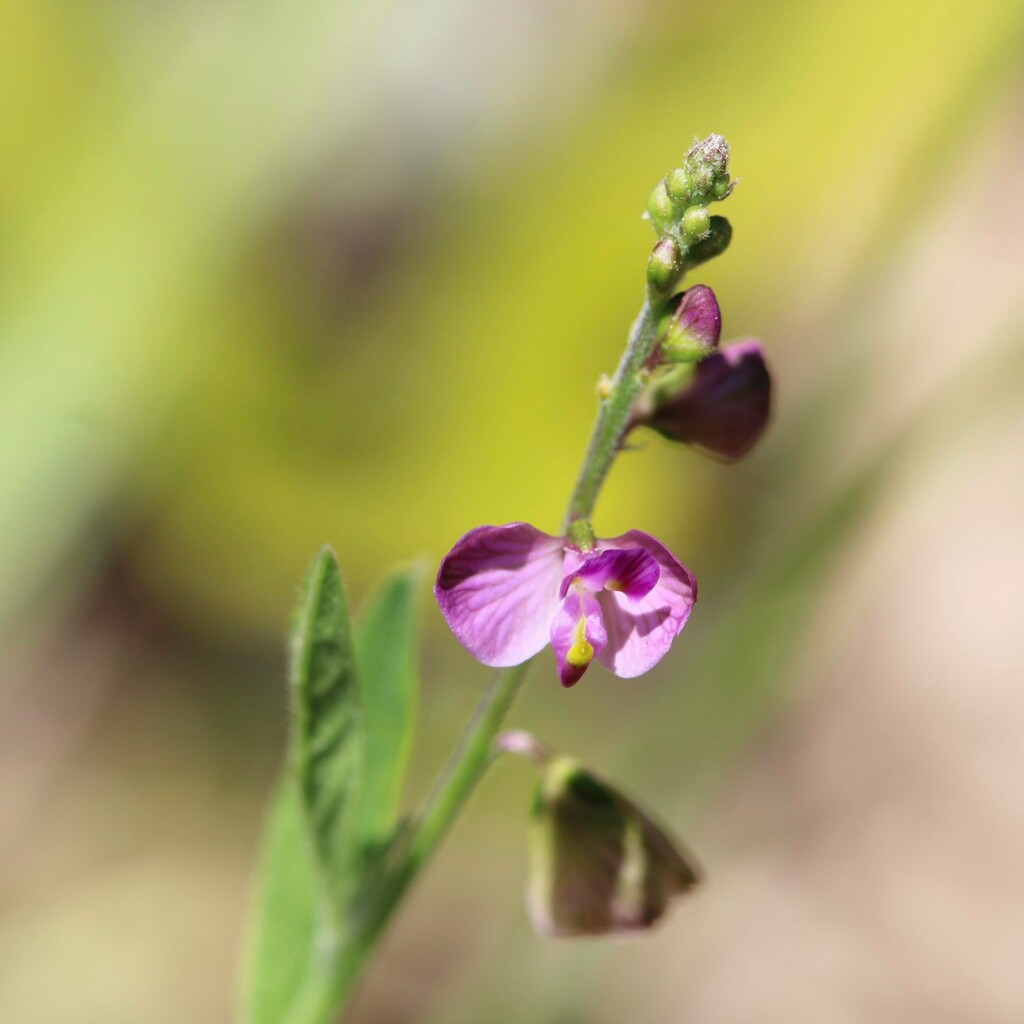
[646, 180, 677, 231]
[640, 340, 772, 460]
[644, 134, 734, 248]
[655, 284, 721, 363]
[682, 215, 732, 272]
[686, 133, 730, 184]
[666, 167, 693, 204]
[681, 205, 710, 242]
[646, 237, 683, 297]
[526, 755, 700, 937]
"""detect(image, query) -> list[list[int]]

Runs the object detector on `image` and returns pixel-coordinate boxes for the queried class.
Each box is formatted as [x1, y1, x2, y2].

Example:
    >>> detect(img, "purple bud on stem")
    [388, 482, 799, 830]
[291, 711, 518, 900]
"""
[637, 340, 772, 461]
[651, 285, 722, 365]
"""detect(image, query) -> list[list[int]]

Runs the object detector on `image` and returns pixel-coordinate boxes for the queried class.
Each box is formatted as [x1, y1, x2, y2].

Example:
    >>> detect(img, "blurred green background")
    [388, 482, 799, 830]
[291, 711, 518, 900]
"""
[3, 1, 1024, 1021]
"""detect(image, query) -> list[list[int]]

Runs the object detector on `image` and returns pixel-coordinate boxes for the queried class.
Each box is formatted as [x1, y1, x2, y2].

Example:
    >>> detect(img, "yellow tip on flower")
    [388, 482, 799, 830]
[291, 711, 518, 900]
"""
[566, 618, 594, 668]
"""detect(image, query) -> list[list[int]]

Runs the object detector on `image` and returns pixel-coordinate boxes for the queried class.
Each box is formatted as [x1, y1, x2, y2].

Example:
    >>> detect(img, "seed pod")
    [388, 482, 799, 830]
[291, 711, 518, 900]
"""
[527, 756, 700, 937]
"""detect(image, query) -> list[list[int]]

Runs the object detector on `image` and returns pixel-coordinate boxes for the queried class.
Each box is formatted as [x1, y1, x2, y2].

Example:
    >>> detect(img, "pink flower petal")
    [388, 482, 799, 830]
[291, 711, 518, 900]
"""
[550, 590, 607, 688]
[559, 548, 660, 601]
[435, 523, 564, 667]
[594, 531, 697, 678]
[669, 284, 722, 355]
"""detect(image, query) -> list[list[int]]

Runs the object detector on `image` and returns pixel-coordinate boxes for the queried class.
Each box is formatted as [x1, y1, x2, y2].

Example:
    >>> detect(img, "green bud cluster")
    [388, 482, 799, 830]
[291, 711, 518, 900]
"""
[645, 134, 735, 298]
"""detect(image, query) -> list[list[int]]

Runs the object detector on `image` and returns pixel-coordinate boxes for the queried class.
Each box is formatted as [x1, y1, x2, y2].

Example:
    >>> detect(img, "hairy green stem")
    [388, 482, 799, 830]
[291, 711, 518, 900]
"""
[397, 289, 666, 894]
[563, 295, 661, 530]
[329, 286, 668, 1019]
[406, 660, 532, 867]
[319, 662, 529, 1019]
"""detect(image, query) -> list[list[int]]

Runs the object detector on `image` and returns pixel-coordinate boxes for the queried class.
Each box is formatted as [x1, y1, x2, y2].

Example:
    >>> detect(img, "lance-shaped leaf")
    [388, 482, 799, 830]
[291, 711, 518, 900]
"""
[290, 546, 364, 907]
[527, 756, 699, 937]
[241, 781, 319, 1024]
[241, 555, 423, 1024]
[353, 565, 421, 850]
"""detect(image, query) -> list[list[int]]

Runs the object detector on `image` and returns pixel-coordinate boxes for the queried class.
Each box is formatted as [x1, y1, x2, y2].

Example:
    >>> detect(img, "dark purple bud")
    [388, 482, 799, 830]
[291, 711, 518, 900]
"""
[645, 340, 772, 460]
[656, 284, 721, 363]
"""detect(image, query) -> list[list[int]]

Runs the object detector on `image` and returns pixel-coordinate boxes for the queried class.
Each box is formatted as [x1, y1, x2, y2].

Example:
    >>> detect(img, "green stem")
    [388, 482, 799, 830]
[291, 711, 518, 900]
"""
[563, 294, 662, 530]
[325, 662, 531, 1017]
[328, 287, 669, 1019]
[405, 660, 532, 867]
[393, 290, 667, 891]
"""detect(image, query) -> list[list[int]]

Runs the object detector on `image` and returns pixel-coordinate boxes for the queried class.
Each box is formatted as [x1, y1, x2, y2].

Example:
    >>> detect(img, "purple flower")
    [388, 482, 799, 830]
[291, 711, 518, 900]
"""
[642, 339, 771, 461]
[435, 523, 697, 687]
[650, 284, 722, 365]
[670, 284, 722, 352]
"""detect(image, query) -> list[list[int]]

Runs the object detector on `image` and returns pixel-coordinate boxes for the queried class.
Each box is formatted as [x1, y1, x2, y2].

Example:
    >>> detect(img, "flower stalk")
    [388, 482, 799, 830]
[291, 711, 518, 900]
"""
[325, 291, 670, 1016]
[337, 296, 668, 1004]
[563, 296, 661, 530]
[319, 134, 747, 1018]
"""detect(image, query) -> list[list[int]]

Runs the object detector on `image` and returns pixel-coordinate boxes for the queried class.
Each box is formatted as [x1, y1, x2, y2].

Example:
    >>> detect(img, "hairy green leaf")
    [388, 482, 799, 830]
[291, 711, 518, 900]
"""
[242, 781, 318, 1024]
[290, 546, 364, 907]
[353, 565, 421, 849]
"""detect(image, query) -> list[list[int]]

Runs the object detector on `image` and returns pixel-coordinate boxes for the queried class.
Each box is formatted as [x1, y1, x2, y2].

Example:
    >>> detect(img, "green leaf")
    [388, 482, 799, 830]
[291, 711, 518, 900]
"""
[353, 565, 421, 849]
[290, 546, 364, 908]
[241, 546, 366, 1024]
[241, 554, 423, 1024]
[241, 781, 318, 1024]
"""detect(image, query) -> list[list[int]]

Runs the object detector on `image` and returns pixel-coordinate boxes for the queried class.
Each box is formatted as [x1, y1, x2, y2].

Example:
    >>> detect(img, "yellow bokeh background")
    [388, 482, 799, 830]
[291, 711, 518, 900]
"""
[2, 1, 1024, 1021]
